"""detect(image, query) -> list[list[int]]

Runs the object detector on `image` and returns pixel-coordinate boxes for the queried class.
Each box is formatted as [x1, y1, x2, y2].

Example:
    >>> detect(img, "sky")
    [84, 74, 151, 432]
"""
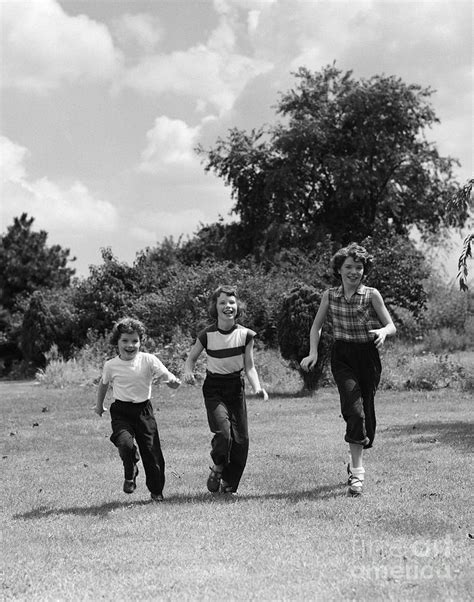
[1, 0, 472, 279]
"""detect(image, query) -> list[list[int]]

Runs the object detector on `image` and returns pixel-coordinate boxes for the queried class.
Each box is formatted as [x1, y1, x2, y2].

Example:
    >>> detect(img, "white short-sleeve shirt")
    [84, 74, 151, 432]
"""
[102, 351, 173, 402]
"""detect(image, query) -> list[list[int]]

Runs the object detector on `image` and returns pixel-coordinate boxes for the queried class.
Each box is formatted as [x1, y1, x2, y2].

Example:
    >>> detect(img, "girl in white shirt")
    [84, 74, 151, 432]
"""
[95, 317, 180, 502]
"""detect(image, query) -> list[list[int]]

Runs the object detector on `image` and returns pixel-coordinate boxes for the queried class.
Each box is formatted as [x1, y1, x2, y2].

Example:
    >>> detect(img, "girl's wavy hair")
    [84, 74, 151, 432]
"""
[110, 317, 146, 346]
[208, 285, 245, 320]
[330, 243, 374, 280]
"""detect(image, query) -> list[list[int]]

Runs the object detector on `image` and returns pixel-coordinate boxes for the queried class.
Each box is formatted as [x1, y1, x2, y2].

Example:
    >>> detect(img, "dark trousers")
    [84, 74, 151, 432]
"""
[109, 400, 165, 495]
[203, 374, 249, 492]
[331, 341, 381, 449]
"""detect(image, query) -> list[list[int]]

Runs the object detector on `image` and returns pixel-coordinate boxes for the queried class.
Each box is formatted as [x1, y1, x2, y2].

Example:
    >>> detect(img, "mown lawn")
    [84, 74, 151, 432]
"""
[1, 380, 473, 601]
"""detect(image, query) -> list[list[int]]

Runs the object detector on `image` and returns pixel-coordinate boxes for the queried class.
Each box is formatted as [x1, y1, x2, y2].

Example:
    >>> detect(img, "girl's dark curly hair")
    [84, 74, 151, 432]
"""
[330, 243, 374, 280]
[208, 285, 245, 320]
[110, 317, 146, 346]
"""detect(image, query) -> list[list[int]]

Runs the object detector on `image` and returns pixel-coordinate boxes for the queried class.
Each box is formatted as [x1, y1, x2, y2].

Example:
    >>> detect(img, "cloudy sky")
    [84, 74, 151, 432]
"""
[1, 0, 472, 278]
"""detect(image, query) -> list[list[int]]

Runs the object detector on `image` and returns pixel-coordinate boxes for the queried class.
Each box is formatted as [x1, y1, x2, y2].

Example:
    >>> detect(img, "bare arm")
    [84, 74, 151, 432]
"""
[244, 339, 268, 400]
[369, 289, 396, 348]
[162, 369, 181, 389]
[183, 339, 205, 384]
[300, 290, 329, 372]
[95, 378, 109, 416]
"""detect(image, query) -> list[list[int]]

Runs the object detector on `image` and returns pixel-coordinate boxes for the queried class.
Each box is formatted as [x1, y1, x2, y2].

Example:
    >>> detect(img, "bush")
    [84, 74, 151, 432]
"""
[380, 344, 469, 391]
[420, 277, 471, 334]
[278, 285, 332, 391]
[152, 328, 207, 380]
[253, 348, 302, 395]
[421, 326, 473, 353]
[20, 289, 77, 366]
[36, 345, 101, 388]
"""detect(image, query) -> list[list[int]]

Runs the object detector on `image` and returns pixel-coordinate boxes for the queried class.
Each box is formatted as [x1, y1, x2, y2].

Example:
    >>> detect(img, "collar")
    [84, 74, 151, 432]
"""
[216, 323, 237, 335]
[335, 284, 366, 297]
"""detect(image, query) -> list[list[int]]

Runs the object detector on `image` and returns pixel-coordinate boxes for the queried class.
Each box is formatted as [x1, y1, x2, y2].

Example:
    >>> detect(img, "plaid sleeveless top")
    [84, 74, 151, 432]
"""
[328, 285, 382, 343]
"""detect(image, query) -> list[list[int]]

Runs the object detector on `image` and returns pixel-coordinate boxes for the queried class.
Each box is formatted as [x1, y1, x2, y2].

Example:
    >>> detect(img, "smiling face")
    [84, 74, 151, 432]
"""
[216, 292, 238, 326]
[117, 331, 141, 360]
[339, 256, 365, 289]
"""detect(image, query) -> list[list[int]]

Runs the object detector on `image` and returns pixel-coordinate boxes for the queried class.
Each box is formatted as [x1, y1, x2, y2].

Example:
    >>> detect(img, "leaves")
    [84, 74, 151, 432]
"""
[457, 233, 473, 292]
[0, 213, 75, 311]
[200, 65, 464, 252]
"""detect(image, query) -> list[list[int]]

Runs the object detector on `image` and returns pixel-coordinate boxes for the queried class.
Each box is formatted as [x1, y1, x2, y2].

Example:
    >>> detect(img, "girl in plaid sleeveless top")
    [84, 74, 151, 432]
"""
[301, 243, 396, 496]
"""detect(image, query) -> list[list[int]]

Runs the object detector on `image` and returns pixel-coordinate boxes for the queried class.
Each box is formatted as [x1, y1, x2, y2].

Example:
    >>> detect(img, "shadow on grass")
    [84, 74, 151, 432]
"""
[14, 484, 343, 520]
[13, 499, 151, 520]
[385, 420, 474, 453]
[237, 483, 343, 502]
[164, 482, 343, 504]
[267, 390, 314, 399]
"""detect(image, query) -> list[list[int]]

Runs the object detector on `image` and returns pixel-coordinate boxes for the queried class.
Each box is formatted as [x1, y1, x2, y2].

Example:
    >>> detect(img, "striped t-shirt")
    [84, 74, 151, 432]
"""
[327, 285, 382, 343]
[198, 324, 255, 375]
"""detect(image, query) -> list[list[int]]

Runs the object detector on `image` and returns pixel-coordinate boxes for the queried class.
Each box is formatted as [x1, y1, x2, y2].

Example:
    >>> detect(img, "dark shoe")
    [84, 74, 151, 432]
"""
[207, 466, 222, 492]
[123, 465, 138, 494]
[220, 482, 235, 494]
[151, 493, 164, 502]
[220, 484, 238, 500]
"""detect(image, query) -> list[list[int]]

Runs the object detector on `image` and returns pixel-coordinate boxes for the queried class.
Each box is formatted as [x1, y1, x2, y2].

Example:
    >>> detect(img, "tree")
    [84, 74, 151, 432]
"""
[199, 65, 466, 258]
[446, 178, 473, 291]
[0, 213, 75, 310]
[178, 219, 250, 265]
[0, 213, 76, 373]
[73, 248, 139, 339]
[20, 289, 77, 367]
[361, 234, 429, 318]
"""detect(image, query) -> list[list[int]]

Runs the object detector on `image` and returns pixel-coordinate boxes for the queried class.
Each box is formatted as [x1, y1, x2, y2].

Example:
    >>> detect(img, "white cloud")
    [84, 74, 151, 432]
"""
[112, 12, 163, 54]
[213, 0, 278, 16]
[1, 0, 121, 92]
[247, 10, 261, 34]
[0, 136, 118, 234]
[120, 6, 273, 115]
[0, 136, 28, 183]
[122, 45, 271, 114]
[138, 116, 201, 173]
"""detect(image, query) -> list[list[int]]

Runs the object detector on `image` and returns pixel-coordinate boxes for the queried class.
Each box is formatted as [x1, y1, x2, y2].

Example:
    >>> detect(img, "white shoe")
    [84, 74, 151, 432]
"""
[347, 464, 364, 496]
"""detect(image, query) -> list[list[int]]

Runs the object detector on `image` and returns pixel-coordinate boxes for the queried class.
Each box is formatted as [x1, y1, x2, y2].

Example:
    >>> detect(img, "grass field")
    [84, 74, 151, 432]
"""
[2, 380, 473, 601]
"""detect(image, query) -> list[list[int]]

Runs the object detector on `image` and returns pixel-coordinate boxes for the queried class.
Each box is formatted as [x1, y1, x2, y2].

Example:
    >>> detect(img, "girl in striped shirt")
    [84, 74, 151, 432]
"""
[300, 243, 396, 496]
[183, 285, 268, 496]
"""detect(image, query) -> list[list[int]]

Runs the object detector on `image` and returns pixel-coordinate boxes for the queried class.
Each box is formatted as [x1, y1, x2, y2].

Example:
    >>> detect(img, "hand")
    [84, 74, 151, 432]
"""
[300, 354, 317, 372]
[369, 328, 387, 349]
[94, 406, 106, 417]
[166, 377, 181, 389]
[182, 372, 196, 385]
[256, 388, 269, 401]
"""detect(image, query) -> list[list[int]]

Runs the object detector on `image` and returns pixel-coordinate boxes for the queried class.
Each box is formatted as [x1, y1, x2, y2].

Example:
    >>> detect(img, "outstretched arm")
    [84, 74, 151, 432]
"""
[300, 290, 329, 371]
[95, 379, 109, 416]
[163, 371, 181, 389]
[244, 339, 268, 400]
[183, 339, 205, 385]
[369, 289, 396, 348]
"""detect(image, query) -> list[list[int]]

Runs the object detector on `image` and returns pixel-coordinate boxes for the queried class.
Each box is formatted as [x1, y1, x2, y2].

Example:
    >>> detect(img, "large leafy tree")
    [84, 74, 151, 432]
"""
[199, 65, 466, 254]
[0, 213, 75, 311]
[73, 248, 140, 339]
[0, 214, 75, 373]
[20, 289, 77, 367]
